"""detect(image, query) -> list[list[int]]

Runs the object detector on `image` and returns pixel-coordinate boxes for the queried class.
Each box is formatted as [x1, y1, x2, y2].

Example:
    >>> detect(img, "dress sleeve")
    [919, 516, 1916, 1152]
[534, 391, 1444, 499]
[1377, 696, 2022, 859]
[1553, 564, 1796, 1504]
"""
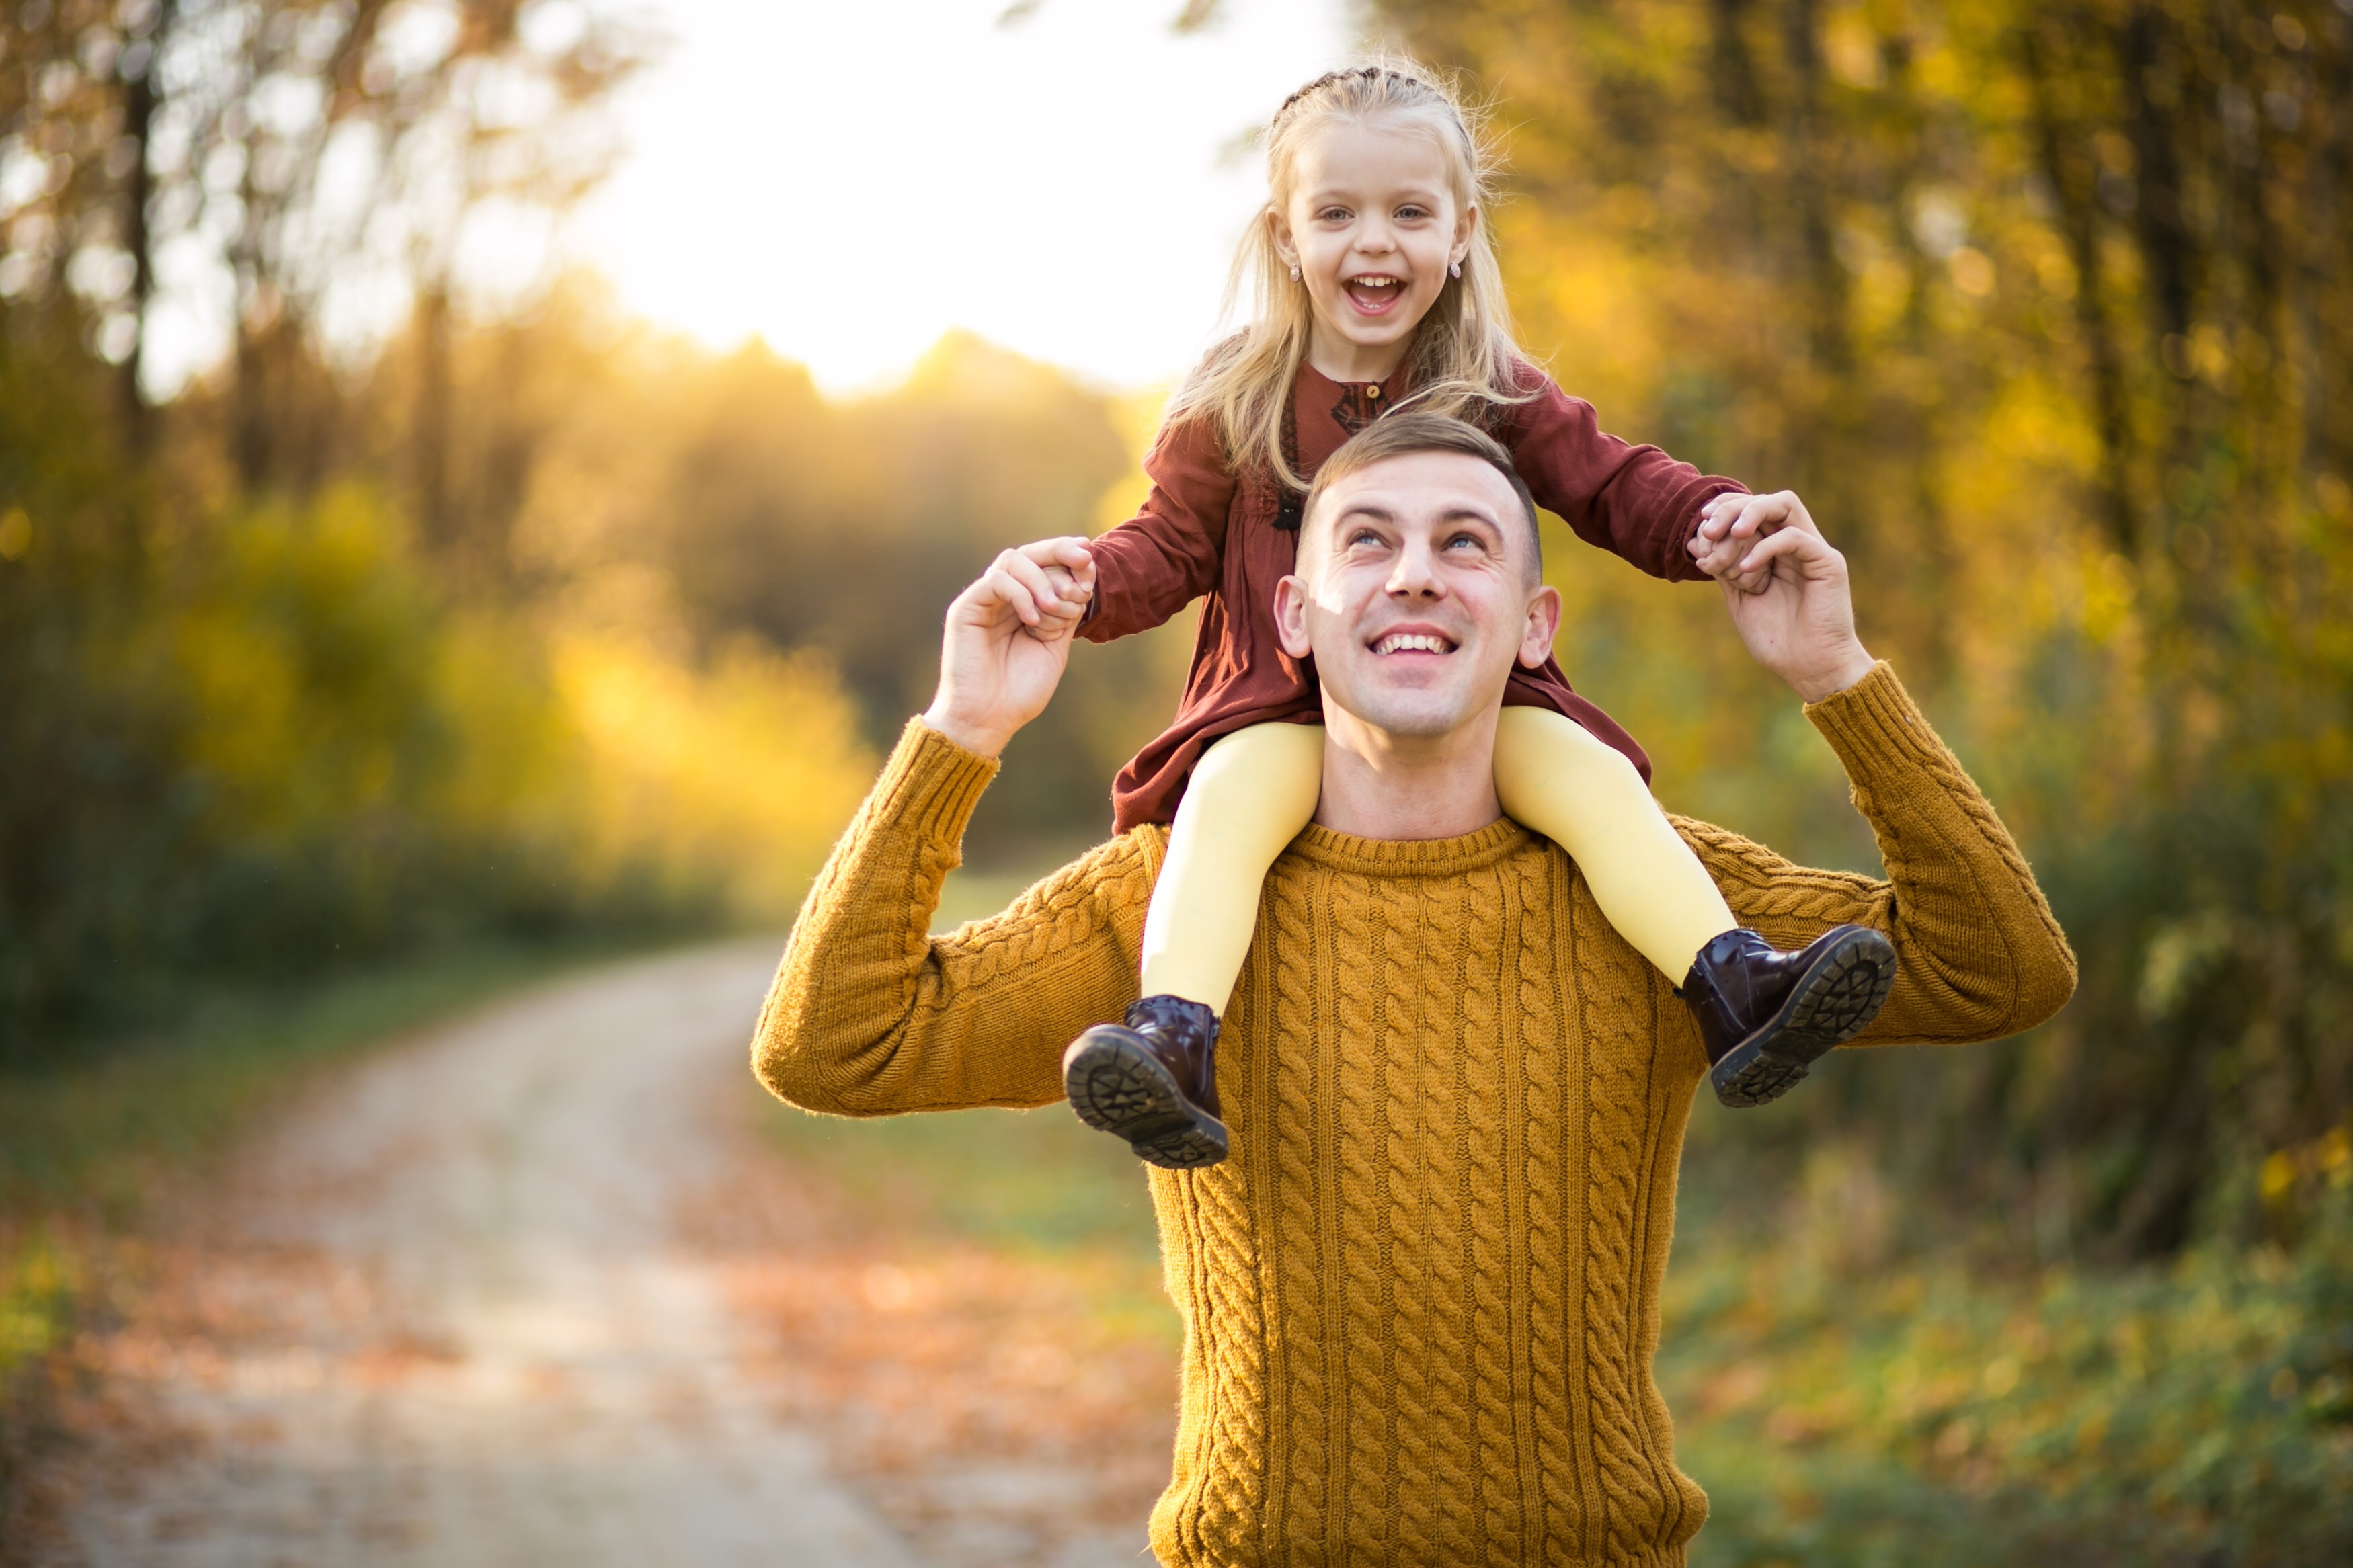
[1505, 369, 1745, 585]
[1080, 413, 1235, 642]
[750, 720, 1158, 1116]
[1675, 663, 2078, 1047]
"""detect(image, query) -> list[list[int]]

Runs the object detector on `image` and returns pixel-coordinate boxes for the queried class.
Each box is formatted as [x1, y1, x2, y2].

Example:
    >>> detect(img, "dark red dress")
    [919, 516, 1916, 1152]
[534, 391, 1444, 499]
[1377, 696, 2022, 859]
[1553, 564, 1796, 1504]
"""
[1082, 360, 1742, 834]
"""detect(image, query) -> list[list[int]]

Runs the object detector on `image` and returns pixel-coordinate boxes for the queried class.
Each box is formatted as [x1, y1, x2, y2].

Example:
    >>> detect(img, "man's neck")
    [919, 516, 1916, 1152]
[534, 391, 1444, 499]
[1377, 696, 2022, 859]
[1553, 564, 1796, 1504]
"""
[1314, 703, 1505, 841]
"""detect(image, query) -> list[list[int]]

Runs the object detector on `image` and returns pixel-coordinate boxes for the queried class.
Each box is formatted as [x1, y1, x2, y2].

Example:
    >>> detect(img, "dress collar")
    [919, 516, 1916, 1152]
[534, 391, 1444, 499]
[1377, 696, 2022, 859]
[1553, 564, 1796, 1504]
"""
[1297, 359, 1408, 434]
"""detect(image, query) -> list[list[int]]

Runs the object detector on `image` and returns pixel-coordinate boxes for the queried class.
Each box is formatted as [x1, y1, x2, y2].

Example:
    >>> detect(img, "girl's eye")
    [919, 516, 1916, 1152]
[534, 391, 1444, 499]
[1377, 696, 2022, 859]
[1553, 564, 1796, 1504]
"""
[1397, 205, 1430, 221]
[1318, 206, 1351, 223]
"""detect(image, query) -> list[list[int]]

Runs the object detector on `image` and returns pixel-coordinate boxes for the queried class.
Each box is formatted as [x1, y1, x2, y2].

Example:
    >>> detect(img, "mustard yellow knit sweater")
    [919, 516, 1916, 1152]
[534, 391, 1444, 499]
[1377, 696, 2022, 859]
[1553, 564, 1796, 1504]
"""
[752, 664, 2075, 1568]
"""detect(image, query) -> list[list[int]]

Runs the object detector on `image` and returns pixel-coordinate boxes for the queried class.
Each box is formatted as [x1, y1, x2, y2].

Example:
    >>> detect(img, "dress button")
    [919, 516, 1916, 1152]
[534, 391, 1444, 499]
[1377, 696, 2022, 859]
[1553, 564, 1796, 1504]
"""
[1366, 386, 1381, 399]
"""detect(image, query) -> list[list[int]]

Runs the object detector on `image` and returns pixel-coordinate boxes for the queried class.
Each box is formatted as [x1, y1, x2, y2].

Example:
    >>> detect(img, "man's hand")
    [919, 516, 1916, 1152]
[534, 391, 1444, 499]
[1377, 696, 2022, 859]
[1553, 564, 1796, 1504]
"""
[1690, 491, 1809, 594]
[921, 541, 1092, 758]
[1714, 499, 1876, 704]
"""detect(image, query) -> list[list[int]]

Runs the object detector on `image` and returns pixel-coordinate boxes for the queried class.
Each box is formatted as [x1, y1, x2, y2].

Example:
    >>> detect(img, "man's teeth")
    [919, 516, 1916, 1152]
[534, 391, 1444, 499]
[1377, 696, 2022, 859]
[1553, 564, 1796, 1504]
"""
[1373, 632, 1451, 655]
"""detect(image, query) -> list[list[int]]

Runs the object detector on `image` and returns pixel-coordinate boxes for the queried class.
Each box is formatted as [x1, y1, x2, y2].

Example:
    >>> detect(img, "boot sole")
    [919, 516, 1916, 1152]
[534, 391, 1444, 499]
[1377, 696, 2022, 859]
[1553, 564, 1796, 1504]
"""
[1062, 1029, 1230, 1170]
[1709, 927, 1898, 1108]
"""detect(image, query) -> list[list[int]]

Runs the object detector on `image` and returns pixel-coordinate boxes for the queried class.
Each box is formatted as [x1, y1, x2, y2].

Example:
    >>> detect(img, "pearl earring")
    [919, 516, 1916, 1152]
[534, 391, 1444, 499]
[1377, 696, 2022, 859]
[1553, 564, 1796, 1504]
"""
[1449, 260, 1462, 279]
[1290, 265, 1302, 282]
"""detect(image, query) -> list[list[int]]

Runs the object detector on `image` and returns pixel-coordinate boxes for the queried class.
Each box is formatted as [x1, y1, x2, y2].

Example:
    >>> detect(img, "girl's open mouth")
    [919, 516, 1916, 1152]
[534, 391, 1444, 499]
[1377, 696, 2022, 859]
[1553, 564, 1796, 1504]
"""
[1343, 275, 1406, 315]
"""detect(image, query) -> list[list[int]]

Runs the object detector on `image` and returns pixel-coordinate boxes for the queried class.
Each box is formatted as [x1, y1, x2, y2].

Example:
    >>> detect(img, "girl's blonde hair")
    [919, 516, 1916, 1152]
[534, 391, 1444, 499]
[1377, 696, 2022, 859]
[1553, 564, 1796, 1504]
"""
[1163, 58, 1534, 490]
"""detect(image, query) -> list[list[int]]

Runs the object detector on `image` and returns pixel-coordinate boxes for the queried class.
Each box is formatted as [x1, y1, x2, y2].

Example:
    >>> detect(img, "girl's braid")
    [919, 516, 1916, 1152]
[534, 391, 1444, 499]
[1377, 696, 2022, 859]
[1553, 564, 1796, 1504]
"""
[1272, 65, 1429, 125]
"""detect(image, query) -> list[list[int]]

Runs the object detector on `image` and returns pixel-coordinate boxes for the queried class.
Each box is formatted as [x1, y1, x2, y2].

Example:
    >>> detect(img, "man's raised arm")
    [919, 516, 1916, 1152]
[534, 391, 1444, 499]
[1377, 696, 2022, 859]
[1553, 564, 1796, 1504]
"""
[1683, 503, 2077, 1047]
[750, 545, 1152, 1118]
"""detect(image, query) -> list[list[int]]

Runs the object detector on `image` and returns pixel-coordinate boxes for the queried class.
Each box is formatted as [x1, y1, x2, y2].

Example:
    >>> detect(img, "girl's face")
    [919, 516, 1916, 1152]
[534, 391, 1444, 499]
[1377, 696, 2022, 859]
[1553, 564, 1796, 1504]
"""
[1272, 120, 1475, 383]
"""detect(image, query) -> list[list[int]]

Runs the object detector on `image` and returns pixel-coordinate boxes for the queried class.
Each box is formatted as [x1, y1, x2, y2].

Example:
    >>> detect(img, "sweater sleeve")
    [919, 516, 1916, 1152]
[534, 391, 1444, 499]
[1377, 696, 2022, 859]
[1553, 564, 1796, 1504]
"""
[1080, 414, 1235, 642]
[750, 719, 1160, 1117]
[1675, 663, 2078, 1046]
[1507, 372, 1745, 585]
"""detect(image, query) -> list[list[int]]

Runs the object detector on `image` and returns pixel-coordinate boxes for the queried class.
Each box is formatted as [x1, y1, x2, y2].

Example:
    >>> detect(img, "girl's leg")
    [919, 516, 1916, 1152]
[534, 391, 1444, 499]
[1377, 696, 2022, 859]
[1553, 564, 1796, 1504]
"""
[1140, 722, 1327, 1012]
[1493, 706, 1737, 982]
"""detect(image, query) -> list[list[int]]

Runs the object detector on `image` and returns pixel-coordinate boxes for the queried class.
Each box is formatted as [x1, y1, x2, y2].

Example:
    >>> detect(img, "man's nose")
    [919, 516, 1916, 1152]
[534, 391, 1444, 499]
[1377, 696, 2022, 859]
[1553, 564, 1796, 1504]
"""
[1386, 539, 1443, 596]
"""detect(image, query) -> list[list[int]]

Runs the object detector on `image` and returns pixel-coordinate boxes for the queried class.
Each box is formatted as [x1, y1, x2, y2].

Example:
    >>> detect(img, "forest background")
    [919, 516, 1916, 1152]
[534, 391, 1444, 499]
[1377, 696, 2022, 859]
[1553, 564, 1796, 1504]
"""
[1, 0, 2349, 1562]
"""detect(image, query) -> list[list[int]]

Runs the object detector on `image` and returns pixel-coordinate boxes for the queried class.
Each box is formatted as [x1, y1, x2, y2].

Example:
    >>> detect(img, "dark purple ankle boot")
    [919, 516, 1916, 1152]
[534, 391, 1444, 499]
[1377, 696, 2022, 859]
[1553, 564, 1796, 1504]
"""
[1062, 995, 1228, 1169]
[1683, 927, 1898, 1108]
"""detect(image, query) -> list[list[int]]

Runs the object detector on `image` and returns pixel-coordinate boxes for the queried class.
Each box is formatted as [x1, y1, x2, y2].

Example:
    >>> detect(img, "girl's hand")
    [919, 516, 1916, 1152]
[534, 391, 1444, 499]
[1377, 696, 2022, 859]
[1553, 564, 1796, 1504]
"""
[1012, 536, 1097, 641]
[1689, 491, 1808, 595]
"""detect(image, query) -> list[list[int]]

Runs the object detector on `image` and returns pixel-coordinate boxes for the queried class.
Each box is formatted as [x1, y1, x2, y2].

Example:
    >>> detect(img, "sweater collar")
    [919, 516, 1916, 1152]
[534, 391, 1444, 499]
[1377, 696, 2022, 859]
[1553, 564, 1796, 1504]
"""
[1283, 816, 1534, 877]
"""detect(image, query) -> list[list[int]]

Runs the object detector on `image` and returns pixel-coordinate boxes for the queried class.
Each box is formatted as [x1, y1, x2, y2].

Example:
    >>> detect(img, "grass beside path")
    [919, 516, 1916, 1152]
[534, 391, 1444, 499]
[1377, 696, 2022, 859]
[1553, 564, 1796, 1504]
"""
[1, 939, 658, 1225]
[1666, 1117, 2353, 1568]
[0, 932, 684, 1545]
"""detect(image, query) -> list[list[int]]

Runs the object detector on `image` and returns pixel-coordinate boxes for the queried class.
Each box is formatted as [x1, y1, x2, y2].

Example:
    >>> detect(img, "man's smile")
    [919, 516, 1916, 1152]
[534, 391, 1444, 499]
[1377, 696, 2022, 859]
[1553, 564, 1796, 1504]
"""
[1369, 626, 1459, 656]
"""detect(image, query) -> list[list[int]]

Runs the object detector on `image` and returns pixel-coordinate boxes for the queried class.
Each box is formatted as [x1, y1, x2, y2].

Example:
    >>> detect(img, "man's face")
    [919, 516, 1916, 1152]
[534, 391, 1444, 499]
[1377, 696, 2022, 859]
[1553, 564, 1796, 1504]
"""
[1275, 450, 1559, 741]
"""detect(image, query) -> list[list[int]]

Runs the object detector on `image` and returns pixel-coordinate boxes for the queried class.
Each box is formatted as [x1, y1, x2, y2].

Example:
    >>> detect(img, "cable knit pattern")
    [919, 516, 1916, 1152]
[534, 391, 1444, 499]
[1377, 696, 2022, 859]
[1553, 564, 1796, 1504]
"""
[752, 664, 2077, 1567]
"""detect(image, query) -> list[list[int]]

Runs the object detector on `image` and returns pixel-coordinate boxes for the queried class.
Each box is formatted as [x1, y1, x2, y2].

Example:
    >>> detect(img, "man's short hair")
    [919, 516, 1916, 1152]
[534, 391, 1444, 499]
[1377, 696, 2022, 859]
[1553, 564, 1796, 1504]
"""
[1299, 411, 1544, 585]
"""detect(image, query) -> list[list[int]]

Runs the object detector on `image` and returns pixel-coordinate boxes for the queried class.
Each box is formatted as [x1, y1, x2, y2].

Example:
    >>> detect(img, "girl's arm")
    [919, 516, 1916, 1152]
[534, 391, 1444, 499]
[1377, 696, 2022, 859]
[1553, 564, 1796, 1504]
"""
[1505, 372, 1746, 584]
[1080, 415, 1236, 642]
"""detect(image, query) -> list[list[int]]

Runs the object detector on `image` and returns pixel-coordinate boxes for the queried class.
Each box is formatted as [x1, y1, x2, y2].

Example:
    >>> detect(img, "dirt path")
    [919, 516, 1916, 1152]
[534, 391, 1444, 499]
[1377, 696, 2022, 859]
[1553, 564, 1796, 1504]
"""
[58, 942, 947, 1567]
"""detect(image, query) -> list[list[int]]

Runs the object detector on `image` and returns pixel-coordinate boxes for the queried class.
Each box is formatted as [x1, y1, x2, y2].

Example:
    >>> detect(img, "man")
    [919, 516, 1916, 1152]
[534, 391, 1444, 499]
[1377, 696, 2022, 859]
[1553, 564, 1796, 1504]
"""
[753, 415, 2075, 1567]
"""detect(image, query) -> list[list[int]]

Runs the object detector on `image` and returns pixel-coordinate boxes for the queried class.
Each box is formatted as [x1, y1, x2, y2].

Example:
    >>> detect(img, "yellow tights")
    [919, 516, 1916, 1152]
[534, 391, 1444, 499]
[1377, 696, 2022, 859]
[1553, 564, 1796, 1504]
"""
[1138, 710, 1740, 1012]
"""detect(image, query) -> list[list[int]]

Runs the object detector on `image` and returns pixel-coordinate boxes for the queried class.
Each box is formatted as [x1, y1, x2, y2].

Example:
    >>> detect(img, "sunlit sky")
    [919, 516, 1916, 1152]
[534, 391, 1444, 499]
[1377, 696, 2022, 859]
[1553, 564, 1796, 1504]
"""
[571, 0, 1354, 394]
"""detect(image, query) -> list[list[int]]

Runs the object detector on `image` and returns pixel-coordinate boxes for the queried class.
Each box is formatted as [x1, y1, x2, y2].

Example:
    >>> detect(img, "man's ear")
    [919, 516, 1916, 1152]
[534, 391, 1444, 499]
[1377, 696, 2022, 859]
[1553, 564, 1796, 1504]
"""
[1274, 574, 1314, 660]
[1517, 583, 1561, 670]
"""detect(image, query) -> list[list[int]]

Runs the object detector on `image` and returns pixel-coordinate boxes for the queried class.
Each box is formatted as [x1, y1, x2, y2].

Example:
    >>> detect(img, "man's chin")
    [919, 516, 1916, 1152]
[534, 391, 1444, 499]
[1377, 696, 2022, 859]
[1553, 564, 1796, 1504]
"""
[1338, 688, 1483, 741]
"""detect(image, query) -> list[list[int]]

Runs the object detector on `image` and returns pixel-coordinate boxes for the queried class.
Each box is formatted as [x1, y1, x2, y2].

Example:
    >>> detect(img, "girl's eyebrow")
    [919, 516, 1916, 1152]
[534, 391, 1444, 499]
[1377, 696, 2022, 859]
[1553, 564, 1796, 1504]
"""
[1301, 181, 1449, 204]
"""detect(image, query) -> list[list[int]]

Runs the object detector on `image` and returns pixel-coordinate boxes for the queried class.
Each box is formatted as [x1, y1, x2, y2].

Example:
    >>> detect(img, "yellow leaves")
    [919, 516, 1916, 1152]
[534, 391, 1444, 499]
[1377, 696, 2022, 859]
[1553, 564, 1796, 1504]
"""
[0, 1232, 78, 1377]
[2137, 909, 2235, 1022]
[1599, 183, 1657, 232]
[2262, 1151, 2300, 1202]
[553, 633, 872, 920]
[0, 507, 30, 560]
[167, 487, 438, 837]
[142, 483, 875, 928]
[1948, 246, 1996, 298]
[1090, 384, 1171, 534]
[2260, 1124, 2353, 1235]
[1825, 11, 1884, 89]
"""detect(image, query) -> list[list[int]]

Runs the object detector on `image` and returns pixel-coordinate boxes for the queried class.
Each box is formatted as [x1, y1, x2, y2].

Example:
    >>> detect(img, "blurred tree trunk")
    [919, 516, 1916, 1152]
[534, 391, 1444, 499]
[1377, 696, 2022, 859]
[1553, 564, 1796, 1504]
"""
[2022, 9, 2137, 554]
[115, 0, 177, 458]
[414, 281, 454, 554]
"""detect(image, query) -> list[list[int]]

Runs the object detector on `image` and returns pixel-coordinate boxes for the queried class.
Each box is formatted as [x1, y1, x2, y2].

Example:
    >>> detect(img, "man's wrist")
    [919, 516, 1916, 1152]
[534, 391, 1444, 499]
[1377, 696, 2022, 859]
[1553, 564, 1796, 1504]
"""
[1793, 643, 1877, 705]
[920, 702, 1012, 760]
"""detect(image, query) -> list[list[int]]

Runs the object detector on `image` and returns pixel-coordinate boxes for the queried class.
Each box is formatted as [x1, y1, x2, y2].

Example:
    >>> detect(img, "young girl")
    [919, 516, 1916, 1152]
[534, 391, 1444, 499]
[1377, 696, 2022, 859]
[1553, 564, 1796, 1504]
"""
[1036, 63, 1895, 1170]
